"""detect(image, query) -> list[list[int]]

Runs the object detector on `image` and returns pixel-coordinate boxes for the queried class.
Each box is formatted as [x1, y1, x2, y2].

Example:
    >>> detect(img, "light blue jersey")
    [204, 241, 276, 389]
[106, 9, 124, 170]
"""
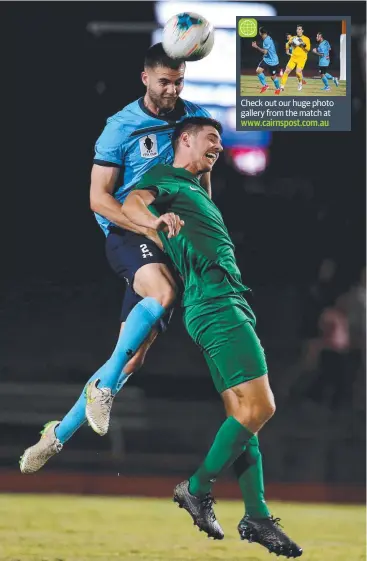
[317, 40, 331, 67]
[263, 36, 279, 66]
[94, 97, 210, 235]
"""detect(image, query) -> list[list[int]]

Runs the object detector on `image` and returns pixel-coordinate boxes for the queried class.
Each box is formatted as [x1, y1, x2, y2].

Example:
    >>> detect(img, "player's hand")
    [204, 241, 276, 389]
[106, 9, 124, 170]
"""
[251, 41, 257, 48]
[154, 213, 184, 238]
[313, 48, 317, 53]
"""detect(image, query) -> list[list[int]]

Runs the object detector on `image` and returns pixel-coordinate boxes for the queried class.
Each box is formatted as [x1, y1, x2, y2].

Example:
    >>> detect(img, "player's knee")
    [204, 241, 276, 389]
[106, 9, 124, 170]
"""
[256, 68, 262, 75]
[151, 283, 177, 309]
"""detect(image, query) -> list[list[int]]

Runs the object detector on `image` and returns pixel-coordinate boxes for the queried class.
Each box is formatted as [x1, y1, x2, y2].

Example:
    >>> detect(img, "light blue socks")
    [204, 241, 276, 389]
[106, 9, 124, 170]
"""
[55, 297, 165, 444]
[274, 77, 280, 89]
[322, 75, 328, 87]
[258, 72, 267, 86]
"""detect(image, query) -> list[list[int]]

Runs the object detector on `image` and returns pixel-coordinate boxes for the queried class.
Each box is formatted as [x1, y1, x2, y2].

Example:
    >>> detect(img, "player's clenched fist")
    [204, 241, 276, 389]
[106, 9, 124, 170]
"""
[154, 212, 185, 238]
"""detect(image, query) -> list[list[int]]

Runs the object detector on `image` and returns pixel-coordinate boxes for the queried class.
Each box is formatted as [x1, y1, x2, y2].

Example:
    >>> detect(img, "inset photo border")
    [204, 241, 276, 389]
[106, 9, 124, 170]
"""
[236, 16, 351, 131]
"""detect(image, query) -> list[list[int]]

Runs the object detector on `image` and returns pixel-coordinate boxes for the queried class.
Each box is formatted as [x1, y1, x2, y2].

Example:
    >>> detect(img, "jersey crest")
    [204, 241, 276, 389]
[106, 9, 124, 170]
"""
[139, 134, 158, 159]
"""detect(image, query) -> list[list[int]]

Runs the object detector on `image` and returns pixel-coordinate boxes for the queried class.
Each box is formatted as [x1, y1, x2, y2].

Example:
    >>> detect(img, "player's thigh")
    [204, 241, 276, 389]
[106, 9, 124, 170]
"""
[296, 60, 306, 72]
[184, 299, 268, 394]
[286, 58, 297, 71]
[105, 228, 178, 306]
[133, 262, 178, 306]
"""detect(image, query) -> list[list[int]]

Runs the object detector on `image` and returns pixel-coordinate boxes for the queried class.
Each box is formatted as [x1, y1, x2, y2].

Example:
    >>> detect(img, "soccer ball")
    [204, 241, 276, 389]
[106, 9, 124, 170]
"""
[292, 37, 303, 46]
[162, 12, 214, 61]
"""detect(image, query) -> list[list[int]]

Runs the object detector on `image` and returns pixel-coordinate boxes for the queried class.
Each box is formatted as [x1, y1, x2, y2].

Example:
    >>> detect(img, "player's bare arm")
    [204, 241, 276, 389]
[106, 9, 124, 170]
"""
[90, 164, 157, 237]
[124, 189, 184, 238]
[251, 41, 267, 55]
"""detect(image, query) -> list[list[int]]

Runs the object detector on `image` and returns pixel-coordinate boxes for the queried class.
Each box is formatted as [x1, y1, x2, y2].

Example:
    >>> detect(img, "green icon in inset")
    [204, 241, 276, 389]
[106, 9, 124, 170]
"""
[238, 18, 258, 38]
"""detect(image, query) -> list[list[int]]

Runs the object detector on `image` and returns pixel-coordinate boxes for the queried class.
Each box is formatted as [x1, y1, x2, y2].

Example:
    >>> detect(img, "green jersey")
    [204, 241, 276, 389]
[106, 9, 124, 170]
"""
[135, 164, 250, 307]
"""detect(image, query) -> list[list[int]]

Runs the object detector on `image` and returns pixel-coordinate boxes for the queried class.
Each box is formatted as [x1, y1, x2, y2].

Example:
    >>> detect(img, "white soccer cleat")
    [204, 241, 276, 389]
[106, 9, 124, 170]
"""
[85, 379, 114, 436]
[297, 82, 303, 91]
[20, 420, 62, 474]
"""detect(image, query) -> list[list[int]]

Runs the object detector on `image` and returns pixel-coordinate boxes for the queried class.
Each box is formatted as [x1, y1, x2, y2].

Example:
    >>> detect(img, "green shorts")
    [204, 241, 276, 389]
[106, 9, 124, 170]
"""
[183, 295, 268, 394]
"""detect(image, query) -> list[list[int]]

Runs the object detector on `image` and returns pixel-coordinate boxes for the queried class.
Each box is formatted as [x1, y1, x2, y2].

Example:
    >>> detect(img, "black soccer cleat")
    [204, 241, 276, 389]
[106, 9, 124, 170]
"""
[173, 480, 224, 540]
[238, 514, 303, 557]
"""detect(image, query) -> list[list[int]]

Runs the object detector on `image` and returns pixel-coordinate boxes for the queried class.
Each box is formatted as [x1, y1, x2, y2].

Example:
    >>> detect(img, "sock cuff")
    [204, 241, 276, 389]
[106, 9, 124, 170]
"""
[227, 416, 254, 442]
[140, 297, 166, 321]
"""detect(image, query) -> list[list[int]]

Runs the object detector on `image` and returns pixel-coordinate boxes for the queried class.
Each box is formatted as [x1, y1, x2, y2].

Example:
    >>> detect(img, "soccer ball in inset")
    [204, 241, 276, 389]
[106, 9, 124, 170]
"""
[162, 12, 214, 61]
[292, 37, 303, 46]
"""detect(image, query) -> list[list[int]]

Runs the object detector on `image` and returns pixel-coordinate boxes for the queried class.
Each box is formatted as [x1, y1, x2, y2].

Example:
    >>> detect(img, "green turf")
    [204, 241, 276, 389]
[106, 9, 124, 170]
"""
[241, 75, 347, 96]
[0, 494, 364, 561]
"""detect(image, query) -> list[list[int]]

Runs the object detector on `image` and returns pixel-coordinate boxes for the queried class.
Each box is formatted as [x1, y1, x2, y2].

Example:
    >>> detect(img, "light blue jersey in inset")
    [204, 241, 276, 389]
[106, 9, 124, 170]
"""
[263, 36, 279, 66]
[317, 40, 331, 67]
[94, 98, 210, 236]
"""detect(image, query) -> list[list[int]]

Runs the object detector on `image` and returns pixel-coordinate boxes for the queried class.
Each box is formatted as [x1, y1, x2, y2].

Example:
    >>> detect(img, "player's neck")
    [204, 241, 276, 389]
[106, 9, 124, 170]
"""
[172, 157, 201, 177]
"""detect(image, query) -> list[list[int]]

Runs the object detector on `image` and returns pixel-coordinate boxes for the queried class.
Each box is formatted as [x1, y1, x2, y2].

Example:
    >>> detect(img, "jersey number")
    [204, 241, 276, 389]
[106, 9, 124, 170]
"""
[140, 244, 153, 259]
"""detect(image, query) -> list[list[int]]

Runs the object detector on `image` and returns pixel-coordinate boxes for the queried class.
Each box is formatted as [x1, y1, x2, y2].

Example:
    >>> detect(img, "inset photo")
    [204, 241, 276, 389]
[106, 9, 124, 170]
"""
[239, 19, 347, 96]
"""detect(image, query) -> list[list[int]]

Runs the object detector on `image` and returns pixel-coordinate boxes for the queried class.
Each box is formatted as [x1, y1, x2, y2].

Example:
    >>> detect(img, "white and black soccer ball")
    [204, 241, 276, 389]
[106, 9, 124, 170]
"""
[162, 12, 214, 61]
[292, 37, 303, 46]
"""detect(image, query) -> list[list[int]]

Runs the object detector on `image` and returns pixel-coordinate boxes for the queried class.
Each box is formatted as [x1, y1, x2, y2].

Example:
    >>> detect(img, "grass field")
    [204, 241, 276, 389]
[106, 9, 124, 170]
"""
[241, 75, 347, 96]
[0, 494, 365, 561]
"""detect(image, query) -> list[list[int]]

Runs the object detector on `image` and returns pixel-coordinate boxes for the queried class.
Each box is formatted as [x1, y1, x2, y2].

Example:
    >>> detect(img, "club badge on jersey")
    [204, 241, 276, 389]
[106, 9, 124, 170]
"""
[139, 134, 158, 159]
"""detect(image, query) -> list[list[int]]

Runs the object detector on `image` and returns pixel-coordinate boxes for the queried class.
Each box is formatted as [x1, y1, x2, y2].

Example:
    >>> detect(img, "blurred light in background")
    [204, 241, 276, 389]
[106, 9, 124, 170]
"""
[154, 1, 276, 176]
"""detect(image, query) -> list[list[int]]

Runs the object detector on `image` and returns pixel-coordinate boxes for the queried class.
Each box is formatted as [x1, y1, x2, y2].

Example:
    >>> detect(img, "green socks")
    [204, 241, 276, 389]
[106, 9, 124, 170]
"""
[189, 416, 253, 497]
[233, 434, 270, 518]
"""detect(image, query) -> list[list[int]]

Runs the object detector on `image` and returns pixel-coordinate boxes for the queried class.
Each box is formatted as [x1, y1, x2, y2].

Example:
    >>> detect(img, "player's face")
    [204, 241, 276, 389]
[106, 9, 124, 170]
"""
[190, 126, 223, 173]
[316, 33, 322, 42]
[296, 27, 303, 37]
[286, 34, 292, 41]
[142, 65, 185, 111]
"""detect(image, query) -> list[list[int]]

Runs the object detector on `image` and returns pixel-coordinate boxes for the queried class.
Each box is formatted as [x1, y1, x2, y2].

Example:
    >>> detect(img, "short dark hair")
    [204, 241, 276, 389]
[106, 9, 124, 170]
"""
[286, 32, 292, 37]
[297, 24, 303, 29]
[259, 27, 268, 35]
[172, 117, 223, 151]
[144, 42, 185, 70]
[317, 31, 324, 37]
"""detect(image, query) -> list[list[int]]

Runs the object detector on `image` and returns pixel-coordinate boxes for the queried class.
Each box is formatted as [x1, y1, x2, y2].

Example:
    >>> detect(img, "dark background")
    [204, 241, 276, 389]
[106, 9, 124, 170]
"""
[241, 20, 343, 74]
[1, 1, 365, 489]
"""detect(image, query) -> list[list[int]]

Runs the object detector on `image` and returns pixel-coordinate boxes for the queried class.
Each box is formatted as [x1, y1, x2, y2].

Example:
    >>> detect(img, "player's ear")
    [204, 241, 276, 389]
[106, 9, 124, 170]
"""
[181, 132, 191, 147]
[141, 71, 148, 87]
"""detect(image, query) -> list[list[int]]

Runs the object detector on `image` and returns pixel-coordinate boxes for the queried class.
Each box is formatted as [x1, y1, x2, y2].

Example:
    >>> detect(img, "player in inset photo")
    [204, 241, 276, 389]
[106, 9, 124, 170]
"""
[251, 27, 282, 95]
[280, 25, 311, 92]
[313, 31, 339, 91]
[284, 33, 307, 84]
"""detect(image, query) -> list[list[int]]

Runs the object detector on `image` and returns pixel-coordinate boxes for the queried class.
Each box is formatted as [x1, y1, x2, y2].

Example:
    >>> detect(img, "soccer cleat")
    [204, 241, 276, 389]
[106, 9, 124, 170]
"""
[280, 85, 285, 91]
[19, 421, 62, 474]
[321, 86, 331, 91]
[238, 514, 303, 557]
[333, 77, 339, 87]
[297, 82, 303, 91]
[275, 89, 281, 95]
[173, 480, 224, 540]
[85, 379, 114, 436]
[260, 85, 269, 94]
[302, 79, 307, 85]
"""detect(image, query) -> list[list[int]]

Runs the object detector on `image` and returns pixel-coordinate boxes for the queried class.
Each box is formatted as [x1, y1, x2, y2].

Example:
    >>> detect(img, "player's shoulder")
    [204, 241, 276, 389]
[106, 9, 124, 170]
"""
[181, 98, 211, 118]
[105, 99, 142, 129]
[139, 164, 173, 184]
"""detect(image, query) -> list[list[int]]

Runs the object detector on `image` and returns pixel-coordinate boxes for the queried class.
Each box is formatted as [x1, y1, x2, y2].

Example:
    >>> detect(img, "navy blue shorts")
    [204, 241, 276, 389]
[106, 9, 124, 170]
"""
[258, 59, 280, 75]
[105, 227, 175, 329]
